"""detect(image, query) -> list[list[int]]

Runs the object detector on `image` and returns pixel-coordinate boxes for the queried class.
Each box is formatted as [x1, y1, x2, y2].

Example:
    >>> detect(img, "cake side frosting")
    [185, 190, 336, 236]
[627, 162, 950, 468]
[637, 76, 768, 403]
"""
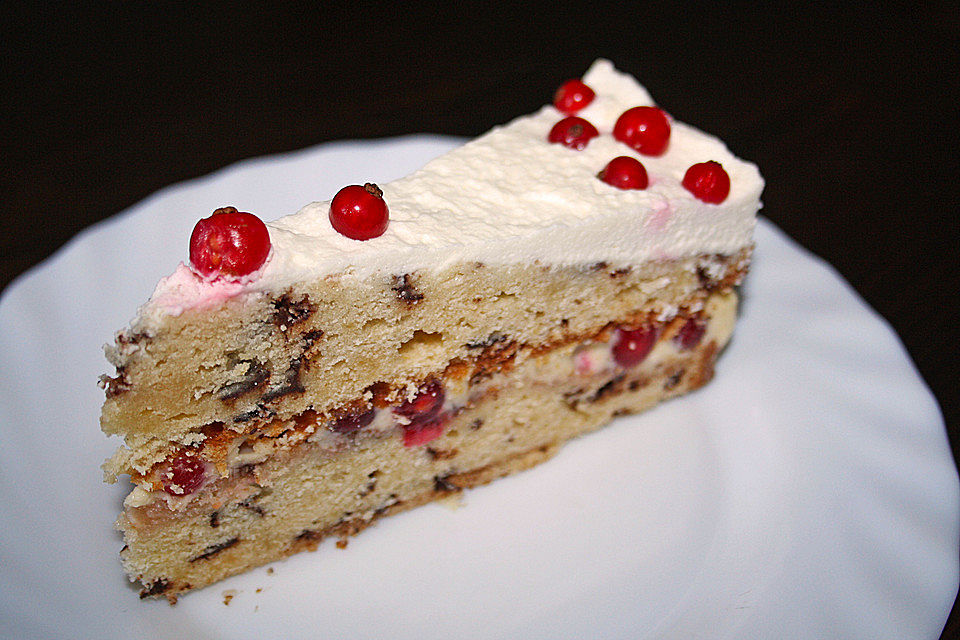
[137, 59, 763, 329]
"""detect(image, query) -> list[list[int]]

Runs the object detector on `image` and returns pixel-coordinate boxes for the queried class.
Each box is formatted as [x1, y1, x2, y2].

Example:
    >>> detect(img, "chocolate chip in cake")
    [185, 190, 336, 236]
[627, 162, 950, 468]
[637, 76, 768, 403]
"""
[239, 498, 266, 517]
[261, 358, 305, 403]
[358, 474, 378, 497]
[218, 360, 270, 401]
[209, 511, 220, 528]
[374, 494, 400, 515]
[426, 446, 459, 460]
[465, 331, 507, 350]
[295, 529, 321, 543]
[190, 537, 239, 562]
[139, 579, 170, 599]
[301, 328, 325, 350]
[433, 475, 459, 493]
[591, 374, 626, 403]
[664, 369, 685, 390]
[98, 369, 131, 398]
[392, 273, 424, 304]
[272, 293, 317, 332]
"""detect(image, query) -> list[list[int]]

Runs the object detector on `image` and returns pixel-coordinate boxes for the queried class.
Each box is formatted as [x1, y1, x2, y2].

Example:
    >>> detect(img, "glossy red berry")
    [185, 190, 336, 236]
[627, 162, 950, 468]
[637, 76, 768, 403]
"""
[553, 79, 595, 115]
[682, 161, 730, 204]
[395, 380, 447, 447]
[329, 183, 389, 240]
[395, 380, 445, 422]
[613, 106, 671, 156]
[598, 156, 649, 190]
[674, 317, 706, 351]
[189, 207, 271, 280]
[331, 407, 376, 434]
[612, 325, 658, 368]
[161, 452, 205, 496]
[402, 415, 447, 447]
[548, 116, 599, 150]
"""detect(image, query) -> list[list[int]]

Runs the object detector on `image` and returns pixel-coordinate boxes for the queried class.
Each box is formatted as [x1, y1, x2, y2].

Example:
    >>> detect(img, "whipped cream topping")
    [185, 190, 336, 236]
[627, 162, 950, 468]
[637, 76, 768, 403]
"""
[139, 59, 763, 326]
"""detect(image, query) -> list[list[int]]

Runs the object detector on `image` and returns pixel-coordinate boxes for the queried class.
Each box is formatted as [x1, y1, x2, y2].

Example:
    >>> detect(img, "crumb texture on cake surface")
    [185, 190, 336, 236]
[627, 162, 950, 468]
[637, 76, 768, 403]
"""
[119, 290, 737, 598]
[101, 250, 749, 470]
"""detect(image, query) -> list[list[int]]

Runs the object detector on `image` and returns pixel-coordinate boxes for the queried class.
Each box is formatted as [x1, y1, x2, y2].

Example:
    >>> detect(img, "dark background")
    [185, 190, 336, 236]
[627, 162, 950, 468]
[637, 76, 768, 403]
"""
[2, 3, 957, 636]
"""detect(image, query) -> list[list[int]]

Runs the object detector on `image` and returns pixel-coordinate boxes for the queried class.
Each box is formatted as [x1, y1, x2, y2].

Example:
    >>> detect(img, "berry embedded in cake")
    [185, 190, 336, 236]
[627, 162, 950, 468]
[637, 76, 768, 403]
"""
[99, 59, 763, 601]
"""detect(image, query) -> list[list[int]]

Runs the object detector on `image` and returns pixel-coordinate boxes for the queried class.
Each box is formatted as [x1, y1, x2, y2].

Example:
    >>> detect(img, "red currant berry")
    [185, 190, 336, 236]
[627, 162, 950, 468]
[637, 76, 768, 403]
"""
[674, 317, 706, 351]
[612, 325, 658, 368]
[548, 116, 599, 150]
[598, 156, 649, 190]
[189, 207, 271, 280]
[682, 161, 730, 204]
[395, 380, 445, 422]
[613, 106, 671, 156]
[553, 79, 595, 115]
[329, 183, 389, 240]
[161, 452, 205, 496]
[402, 415, 447, 447]
[331, 407, 376, 434]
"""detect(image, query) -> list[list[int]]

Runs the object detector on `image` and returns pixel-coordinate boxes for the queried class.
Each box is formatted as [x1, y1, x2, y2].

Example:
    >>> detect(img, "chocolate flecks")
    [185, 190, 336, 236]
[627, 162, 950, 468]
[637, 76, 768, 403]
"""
[560, 318, 570, 327]
[589, 261, 609, 271]
[116, 330, 146, 348]
[98, 370, 131, 398]
[628, 379, 642, 392]
[468, 370, 489, 387]
[696, 265, 717, 290]
[469, 418, 483, 431]
[609, 267, 632, 278]
[218, 360, 270, 401]
[139, 579, 170, 599]
[426, 446, 458, 460]
[301, 329, 325, 351]
[468, 339, 518, 387]
[392, 274, 424, 304]
[434, 474, 459, 493]
[272, 293, 317, 332]
[591, 374, 626, 403]
[233, 404, 275, 423]
[295, 529, 321, 543]
[664, 369, 685, 390]
[190, 537, 239, 562]
[261, 358, 305, 403]
[209, 511, 220, 528]
[562, 388, 584, 409]
[465, 331, 507, 350]
[358, 475, 378, 498]
[239, 499, 266, 517]
[374, 494, 400, 515]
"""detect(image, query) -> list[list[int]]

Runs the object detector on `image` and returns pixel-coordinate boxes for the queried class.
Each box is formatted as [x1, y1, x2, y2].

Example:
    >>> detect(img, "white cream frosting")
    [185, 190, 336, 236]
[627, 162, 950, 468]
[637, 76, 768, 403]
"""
[139, 59, 763, 327]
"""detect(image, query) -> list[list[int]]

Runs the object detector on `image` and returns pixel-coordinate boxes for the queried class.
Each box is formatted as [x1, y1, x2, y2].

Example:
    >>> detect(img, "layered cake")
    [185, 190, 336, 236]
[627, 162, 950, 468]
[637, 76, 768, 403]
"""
[100, 59, 763, 601]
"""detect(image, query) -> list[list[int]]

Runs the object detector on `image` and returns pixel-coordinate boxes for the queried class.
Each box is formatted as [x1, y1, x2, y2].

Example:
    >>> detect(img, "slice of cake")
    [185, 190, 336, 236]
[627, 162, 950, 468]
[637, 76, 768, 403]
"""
[100, 59, 763, 601]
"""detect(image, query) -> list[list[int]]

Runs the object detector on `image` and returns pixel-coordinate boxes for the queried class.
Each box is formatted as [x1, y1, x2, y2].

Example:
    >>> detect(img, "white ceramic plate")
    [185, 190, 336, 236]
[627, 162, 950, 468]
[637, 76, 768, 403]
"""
[0, 136, 956, 639]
